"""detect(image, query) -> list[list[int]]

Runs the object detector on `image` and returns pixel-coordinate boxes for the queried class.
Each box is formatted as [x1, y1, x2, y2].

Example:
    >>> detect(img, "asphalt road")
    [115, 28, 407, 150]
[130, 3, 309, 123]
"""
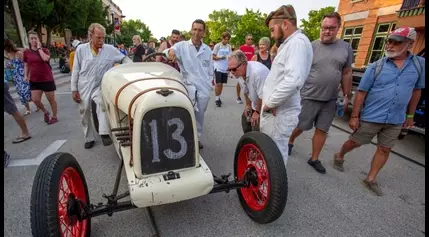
[4, 78, 425, 237]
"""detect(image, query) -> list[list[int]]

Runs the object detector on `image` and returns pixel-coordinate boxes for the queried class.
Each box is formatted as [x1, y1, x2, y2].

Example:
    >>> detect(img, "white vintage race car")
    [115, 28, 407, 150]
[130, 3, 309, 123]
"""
[30, 53, 288, 237]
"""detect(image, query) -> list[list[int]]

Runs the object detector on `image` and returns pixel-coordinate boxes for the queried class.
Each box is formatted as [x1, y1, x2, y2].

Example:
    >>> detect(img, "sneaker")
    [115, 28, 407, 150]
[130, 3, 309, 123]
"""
[288, 144, 294, 155]
[84, 141, 95, 149]
[101, 135, 113, 146]
[307, 158, 326, 174]
[215, 99, 221, 107]
[333, 153, 345, 172]
[236, 97, 243, 104]
[44, 111, 50, 123]
[361, 179, 384, 196]
[4, 151, 10, 168]
[47, 117, 58, 125]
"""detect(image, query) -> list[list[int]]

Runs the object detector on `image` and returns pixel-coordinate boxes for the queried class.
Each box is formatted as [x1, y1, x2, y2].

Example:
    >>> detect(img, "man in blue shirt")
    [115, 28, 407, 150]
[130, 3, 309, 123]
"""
[332, 27, 425, 196]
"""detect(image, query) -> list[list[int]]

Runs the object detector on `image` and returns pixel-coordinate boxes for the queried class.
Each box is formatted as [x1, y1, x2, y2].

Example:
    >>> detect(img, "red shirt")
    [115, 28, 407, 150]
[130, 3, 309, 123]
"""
[24, 48, 54, 82]
[239, 45, 255, 61]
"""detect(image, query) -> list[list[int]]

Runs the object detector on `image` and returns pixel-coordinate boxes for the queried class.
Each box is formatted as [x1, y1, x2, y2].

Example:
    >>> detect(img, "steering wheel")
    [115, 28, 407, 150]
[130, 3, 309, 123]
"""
[143, 52, 170, 62]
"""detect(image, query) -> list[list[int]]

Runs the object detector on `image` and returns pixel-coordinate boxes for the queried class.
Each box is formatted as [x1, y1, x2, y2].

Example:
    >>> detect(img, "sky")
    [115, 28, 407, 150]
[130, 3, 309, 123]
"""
[118, 0, 340, 39]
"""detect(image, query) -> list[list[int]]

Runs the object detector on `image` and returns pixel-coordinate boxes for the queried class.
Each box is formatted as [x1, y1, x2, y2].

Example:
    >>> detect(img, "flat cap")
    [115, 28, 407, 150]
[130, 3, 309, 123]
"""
[265, 5, 297, 26]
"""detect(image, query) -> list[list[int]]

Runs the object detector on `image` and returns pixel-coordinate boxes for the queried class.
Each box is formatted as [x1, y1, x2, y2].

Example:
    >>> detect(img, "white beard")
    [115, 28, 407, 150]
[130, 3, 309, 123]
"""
[385, 43, 409, 58]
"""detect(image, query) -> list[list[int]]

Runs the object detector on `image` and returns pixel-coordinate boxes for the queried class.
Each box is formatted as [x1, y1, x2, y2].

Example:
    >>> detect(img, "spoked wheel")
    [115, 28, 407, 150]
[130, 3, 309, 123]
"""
[91, 100, 99, 134]
[234, 131, 288, 224]
[31, 152, 91, 237]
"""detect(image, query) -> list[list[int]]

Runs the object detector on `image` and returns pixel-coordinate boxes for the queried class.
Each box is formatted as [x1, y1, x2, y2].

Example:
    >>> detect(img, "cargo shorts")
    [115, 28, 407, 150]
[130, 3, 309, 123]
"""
[4, 82, 18, 115]
[297, 99, 337, 133]
[350, 121, 402, 149]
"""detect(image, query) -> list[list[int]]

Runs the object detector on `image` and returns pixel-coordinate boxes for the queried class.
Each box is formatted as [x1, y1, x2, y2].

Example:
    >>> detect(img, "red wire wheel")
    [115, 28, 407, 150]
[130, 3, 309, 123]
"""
[234, 131, 288, 224]
[58, 167, 89, 236]
[31, 153, 91, 237]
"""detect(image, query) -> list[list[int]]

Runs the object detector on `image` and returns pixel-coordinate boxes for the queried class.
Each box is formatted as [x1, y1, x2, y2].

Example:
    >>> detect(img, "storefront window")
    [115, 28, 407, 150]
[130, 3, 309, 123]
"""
[4, 0, 23, 47]
[342, 26, 363, 63]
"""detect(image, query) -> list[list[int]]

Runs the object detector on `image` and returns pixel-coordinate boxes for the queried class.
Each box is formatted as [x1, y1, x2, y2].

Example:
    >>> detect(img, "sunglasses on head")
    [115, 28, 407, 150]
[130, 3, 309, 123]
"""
[228, 62, 243, 72]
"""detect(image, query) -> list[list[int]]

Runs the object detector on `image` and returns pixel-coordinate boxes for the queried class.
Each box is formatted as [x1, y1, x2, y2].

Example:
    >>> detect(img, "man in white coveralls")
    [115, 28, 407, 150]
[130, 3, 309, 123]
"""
[168, 19, 213, 150]
[71, 23, 133, 149]
[260, 5, 313, 164]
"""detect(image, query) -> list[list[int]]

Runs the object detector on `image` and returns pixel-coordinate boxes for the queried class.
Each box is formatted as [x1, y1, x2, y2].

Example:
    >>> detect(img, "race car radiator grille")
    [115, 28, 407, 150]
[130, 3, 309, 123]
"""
[140, 107, 196, 175]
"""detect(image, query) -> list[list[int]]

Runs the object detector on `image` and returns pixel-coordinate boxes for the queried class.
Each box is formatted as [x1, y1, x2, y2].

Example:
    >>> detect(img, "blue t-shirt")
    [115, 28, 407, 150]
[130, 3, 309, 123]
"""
[358, 54, 425, 125]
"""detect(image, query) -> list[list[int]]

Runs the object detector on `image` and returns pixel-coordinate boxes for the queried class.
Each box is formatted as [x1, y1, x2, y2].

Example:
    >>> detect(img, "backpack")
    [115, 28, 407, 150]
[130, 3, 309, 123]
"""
[373, 55, 422, 81]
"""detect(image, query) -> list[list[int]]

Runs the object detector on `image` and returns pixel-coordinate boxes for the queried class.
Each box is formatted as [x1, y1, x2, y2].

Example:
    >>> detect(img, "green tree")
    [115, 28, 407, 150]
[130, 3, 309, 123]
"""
[118, 19, 153, 47]
[206, 9, 240, 44]
[232, 9, 270, 48]
[300, 6, 336, 42]
[18, 0, 54, 35]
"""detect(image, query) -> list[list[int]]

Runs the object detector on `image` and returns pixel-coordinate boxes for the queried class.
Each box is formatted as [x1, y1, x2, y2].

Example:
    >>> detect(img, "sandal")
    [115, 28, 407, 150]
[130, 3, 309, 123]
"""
[12, 136, 32, 144]
[24, 110, 31, 116]
[48, 117, 58, 125]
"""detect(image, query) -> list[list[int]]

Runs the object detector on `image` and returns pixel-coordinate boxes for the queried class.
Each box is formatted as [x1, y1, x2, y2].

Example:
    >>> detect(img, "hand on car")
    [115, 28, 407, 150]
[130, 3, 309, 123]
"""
[168, 49, 176, 62]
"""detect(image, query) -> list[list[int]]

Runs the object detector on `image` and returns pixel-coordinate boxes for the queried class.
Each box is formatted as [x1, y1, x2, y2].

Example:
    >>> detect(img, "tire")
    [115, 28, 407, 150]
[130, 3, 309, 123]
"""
[234, 131, 288, 224]
[91, 100, 99, 134]
[31, 152, 91, 237]
[241, 113, 252, 134]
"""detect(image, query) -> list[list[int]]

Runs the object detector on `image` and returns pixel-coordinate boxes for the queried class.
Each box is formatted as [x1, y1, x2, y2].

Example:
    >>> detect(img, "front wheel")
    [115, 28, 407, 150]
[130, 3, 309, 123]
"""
[234, 131, 288, 224]
[31, 152, 91, 237]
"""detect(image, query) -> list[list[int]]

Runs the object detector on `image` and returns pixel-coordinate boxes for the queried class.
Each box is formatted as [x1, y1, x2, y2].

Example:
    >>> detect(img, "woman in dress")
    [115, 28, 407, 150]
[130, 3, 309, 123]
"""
[4, 39, 33, 115]
[251, 37, 272, 69]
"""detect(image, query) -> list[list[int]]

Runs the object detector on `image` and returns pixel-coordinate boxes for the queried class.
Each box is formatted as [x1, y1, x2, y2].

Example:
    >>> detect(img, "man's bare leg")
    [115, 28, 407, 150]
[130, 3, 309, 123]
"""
[310, 128, 327, 161]
[287, 127, 302, 155]
[236, 83, 242, 104]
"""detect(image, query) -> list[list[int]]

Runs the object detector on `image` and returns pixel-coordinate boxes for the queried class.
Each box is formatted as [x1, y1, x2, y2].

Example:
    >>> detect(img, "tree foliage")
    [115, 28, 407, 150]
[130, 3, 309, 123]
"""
[205, 8, 270, 48]
[300, 6, 336, 42]
[206, 9, 240, 44]
[19, 0, 110, 46]
[116, 19, 153, 46]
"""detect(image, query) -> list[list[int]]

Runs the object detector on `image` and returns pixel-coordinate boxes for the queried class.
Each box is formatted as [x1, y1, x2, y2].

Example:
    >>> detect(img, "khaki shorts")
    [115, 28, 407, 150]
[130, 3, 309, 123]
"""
[350, 121, 402, 148]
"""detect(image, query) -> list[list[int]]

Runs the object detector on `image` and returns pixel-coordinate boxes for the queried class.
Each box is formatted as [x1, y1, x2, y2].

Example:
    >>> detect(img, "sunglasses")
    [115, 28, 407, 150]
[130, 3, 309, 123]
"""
[228, 62, 243, 72]
[385, 39, 404, 46]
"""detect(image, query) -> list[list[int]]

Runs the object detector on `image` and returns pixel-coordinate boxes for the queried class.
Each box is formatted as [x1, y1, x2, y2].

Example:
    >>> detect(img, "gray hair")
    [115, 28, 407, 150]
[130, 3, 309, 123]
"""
[259, 37, 271, 48]
[228, 50, 248, 64]
[88, 23, 106, 37]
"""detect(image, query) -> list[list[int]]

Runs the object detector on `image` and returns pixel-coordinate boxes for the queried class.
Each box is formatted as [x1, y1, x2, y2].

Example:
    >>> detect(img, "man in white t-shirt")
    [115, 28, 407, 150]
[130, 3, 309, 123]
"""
[228, 50, 269, 131]
[168, 19, 213, 149]
[212, 32, 232, 107]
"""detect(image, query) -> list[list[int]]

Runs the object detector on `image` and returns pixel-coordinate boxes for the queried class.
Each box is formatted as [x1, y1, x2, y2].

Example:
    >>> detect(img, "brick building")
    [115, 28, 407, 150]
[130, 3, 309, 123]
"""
[337, 0, 425, 68]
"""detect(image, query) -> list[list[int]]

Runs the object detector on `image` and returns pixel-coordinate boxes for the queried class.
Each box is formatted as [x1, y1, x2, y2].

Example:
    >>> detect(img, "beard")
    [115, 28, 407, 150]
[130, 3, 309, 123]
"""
[384, 43, 409, 58]
[275, 28, 285, 47]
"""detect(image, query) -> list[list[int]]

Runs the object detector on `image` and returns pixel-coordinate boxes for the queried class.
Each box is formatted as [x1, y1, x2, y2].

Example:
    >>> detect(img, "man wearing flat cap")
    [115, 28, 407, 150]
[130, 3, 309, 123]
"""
[332, 27, 424, 196]
[260, 5, 313, 164]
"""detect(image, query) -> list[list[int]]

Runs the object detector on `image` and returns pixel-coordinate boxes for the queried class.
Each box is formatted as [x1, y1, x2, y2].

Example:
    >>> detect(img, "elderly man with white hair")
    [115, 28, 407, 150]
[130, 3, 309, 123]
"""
[71, 23, 133, 149]
[227, 50, 269, 132]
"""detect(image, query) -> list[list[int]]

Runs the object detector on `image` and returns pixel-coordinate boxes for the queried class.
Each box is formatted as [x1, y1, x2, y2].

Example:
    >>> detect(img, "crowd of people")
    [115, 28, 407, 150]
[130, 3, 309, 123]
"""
[4, 5, 425, 198]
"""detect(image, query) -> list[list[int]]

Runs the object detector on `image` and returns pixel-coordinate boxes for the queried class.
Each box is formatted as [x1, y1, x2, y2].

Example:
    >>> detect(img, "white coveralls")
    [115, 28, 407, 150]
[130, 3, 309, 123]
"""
[71, 43, 131, 142]
[172, 40, 213, 138]
[260, 30, 313, 164]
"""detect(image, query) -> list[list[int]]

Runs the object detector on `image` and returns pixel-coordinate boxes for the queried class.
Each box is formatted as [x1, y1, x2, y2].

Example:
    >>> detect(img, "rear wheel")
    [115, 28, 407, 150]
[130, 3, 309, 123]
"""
[234, 131, 288, 224]
[31, 152, 91, 237]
